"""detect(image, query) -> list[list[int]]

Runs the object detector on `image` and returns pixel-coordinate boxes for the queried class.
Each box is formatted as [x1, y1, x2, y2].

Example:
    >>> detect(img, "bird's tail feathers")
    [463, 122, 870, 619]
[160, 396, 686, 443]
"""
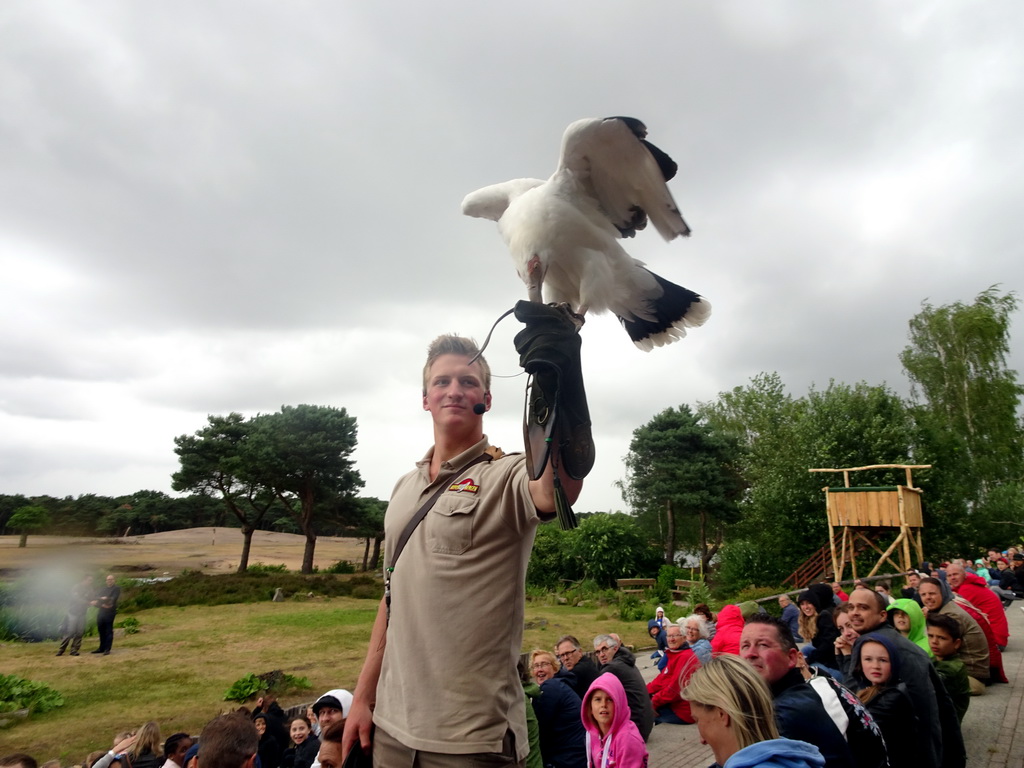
[618, 270, 710, 351]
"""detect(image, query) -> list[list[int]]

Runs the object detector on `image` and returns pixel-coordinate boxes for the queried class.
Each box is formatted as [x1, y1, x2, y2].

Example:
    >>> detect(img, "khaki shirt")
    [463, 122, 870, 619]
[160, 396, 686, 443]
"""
[374, 436, 541, 759]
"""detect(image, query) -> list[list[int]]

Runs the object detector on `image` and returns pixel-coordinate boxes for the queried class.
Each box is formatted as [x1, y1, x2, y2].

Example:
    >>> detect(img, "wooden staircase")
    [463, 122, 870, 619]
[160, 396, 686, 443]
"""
[784, 529, 883, 588]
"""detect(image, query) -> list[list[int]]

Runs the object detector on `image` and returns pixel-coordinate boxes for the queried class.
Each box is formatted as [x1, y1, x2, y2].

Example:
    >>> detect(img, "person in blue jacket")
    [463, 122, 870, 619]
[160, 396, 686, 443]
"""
[681, 654, 824, 768]
[778, 595, 802, 642]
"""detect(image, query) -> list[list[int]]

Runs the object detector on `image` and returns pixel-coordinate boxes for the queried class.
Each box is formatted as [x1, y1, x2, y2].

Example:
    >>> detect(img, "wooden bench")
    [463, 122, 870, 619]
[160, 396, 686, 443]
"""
[671, 579, 702, 601]
[616, 578, 656, 594]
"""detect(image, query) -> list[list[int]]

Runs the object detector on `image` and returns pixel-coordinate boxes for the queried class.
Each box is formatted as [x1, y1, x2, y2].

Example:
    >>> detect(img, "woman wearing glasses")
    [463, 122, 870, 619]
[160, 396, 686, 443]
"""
[530, 650, 587, 768]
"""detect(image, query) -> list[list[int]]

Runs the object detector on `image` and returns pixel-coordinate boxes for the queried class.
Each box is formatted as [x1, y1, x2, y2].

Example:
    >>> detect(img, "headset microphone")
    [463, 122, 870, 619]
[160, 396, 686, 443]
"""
[473, 403, 487, 415]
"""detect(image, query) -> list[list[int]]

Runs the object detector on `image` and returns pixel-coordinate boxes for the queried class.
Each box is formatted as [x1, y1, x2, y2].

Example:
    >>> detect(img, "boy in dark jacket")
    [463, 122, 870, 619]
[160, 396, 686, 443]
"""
[926, 613, 971, 723]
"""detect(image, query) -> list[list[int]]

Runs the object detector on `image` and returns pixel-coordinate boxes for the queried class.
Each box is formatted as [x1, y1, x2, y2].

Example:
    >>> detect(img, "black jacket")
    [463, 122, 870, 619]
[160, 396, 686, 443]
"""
[862, 685, 919, 768]
[533, 678, 586, 768]
[555, 655, 601, 700]
[841, 621, 963, 768]
[282, 735, 320, 768]
[253, 701, 290, 756]
[772, 668, 857, 768]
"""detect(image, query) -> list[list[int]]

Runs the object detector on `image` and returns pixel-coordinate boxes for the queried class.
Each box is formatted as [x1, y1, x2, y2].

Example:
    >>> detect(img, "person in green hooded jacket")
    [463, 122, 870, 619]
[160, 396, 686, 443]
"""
[887, 598, 932, 658]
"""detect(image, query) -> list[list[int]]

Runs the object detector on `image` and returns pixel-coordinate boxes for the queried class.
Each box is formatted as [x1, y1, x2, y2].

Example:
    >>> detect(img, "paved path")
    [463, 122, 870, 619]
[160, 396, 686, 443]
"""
[640, 604, 1024, 768]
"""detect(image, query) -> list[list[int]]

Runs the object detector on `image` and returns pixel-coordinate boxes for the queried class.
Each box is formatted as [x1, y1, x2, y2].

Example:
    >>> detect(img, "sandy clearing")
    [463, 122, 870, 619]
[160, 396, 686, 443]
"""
[0, 527, 369, 577]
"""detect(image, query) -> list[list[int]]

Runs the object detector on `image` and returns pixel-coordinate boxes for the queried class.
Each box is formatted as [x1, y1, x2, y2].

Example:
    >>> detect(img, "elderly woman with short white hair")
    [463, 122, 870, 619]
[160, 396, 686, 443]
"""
[682, 614, 713, 665]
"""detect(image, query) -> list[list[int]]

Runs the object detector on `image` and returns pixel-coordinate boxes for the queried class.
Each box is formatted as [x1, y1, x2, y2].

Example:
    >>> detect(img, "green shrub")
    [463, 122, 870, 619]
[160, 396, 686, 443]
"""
[246, 563, 289, 574]
[525, 585, 553, 603]
[0, 673, 65, 715]
[568, 514, 662, 589]
[655, 564, 685, 593]
[730, 585, 784, 610]
[223, 671, 311, 703]
[118, 617, 140, 635]
[715, 539, 793, 593]
[117, 572, 383, 611]
[324, 560, 356, 574]
[617, 594, 646, 622]
[527, 525, 582, 589]
[685, 579, 713, 610]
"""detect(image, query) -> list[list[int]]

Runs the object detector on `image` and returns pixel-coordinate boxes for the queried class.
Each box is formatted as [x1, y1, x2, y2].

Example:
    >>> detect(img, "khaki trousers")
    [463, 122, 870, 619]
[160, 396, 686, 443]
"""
[372, 725, 524, 768]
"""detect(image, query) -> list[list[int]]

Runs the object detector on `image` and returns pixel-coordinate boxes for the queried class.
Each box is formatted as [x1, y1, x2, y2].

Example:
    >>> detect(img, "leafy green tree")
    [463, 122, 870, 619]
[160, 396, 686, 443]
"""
[900, 286, 1024, 553]
[526, 524, 583, 589]
[700, 376, 915, 585]
[567, 513, 662, 588]
[699, 373, 806, 581]
[8, 505, 50, 547]
[247, 405, 363, 573]
[620, 405, 743, 571]
[57, 494, 118, 535]
[0, 494, 30, 533]
[173, 413, 280, 572]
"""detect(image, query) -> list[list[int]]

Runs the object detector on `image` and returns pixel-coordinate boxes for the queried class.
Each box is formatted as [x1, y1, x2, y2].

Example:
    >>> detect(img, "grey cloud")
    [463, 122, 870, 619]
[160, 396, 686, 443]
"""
[1, 1, 1022, 512]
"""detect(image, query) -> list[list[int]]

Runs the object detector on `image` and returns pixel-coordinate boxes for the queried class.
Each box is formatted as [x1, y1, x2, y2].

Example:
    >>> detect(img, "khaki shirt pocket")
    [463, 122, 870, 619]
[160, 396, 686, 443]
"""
[426, 495, 478, 555]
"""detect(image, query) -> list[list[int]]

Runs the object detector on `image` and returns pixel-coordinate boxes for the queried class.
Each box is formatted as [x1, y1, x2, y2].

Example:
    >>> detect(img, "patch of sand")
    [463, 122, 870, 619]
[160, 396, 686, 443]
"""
[0, 528, 369, 577]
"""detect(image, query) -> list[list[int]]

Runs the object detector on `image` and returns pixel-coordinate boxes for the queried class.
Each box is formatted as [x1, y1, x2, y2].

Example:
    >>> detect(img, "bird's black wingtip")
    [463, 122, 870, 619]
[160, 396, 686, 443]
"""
[619, 272, 710, 350]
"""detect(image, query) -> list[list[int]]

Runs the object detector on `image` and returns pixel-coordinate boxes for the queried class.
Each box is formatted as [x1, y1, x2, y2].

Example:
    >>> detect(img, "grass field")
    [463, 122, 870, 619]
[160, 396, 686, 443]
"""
[0, 532, 654, 762]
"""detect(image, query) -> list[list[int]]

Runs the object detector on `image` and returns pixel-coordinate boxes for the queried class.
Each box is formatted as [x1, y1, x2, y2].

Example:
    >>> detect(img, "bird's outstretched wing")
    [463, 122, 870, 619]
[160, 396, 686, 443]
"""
[462, 178, 545, 221]
[558, 117, 691, 240]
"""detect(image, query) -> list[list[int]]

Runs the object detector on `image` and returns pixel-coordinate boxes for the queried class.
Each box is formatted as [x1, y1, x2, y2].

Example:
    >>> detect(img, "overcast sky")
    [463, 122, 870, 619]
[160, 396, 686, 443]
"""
[2, 1, 1022, 515]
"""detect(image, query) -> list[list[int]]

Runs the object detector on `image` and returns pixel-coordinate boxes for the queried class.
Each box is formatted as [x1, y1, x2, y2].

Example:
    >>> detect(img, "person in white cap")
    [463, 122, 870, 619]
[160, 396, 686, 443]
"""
[310, 690, 352, 768]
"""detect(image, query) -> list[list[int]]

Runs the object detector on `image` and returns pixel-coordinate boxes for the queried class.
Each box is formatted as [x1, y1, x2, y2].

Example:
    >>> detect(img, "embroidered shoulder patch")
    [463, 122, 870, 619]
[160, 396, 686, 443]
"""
[448, 477, 480, 494]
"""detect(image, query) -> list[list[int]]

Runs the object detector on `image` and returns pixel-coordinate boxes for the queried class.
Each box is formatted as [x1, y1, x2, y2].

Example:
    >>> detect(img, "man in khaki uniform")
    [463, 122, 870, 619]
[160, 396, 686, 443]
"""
[343, 313, 589, 767]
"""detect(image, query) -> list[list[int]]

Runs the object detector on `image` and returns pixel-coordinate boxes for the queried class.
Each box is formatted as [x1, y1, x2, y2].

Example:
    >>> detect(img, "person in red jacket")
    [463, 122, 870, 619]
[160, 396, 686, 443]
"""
[646, 624, 700, 724]
[947, 562, 1009, 650]
[710, 604, 744, 656]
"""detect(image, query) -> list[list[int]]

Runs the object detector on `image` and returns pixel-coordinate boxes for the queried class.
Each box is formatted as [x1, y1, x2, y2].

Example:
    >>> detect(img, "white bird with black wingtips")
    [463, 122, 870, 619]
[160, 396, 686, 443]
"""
[461, 116, 711, 350]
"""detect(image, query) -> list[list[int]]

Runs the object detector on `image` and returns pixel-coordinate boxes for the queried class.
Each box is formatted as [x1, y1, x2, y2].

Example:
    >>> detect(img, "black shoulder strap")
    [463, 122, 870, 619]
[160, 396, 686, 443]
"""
[384, 452, 493, 622]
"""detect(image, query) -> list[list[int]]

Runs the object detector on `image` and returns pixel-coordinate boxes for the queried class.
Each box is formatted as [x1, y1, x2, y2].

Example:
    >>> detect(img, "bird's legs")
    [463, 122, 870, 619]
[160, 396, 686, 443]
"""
[526, 254, 544, 303]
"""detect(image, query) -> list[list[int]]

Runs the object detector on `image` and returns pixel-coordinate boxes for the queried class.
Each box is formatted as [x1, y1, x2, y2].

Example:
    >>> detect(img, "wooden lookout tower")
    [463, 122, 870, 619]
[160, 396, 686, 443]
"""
[808, 464, 931, 582]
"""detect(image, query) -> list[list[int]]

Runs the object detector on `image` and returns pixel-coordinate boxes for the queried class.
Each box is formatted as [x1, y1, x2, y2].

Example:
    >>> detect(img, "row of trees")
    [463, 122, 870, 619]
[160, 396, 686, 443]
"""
[620, 287, 1024, 588]
[4, 288, 1020, 590]
[0, 491, 223, 541]
[1, 405, 387, 573]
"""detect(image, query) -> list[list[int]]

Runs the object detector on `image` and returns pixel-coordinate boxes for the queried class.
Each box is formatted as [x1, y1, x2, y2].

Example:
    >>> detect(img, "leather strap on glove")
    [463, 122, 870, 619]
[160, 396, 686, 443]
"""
[513, 301, 595, 483]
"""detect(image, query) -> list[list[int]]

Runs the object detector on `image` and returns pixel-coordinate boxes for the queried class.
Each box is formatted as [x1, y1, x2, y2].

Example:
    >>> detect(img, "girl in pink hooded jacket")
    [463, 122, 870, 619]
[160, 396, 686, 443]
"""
[580, 672, 649, 768]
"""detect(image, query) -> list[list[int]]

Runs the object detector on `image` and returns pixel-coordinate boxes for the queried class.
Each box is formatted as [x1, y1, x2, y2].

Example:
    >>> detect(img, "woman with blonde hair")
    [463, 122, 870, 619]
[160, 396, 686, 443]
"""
[681, 655, 824, 768]
[123, 721, 162, 768]
[530, 649, 586, 768]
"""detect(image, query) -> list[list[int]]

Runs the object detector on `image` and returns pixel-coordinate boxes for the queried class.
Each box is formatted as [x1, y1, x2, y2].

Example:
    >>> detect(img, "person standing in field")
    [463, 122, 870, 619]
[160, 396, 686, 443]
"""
[92, 574, 121, 655]
[56, 574, 94, 657]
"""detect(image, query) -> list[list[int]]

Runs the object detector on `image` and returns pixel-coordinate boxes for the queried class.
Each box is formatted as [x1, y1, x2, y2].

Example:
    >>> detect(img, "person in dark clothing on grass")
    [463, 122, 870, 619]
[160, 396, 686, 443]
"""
[92, 574, 121, 655]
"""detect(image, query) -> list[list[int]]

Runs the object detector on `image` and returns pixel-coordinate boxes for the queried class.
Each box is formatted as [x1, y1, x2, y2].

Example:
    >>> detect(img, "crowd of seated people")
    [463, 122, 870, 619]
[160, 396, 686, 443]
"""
[0, 688, 355, 768]
[6, 546, 1021, 768]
